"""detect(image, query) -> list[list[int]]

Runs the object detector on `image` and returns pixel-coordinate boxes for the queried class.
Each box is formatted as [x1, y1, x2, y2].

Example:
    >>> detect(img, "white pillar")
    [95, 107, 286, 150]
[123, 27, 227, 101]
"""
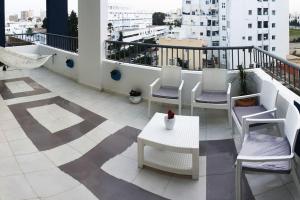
[78, 0, 108, 89]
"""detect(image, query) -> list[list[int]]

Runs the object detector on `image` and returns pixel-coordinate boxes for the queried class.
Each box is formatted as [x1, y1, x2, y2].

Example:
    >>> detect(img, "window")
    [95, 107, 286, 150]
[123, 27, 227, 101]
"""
[263, 34, 268, 40]
[258, 21, 262, 28]
[264, 45, 269, 51]
[222, 26, 226, 31]
[272, 23, 276, 28]
[248, 23, 252, 28]
[200, 32, 204, 36]
[207, 30, 211, 36]
[212, 41, 219, 46]
[207, 20, 211, 26]
[222, 3, 226, 8]
[272, 35, 276, 40]
[222, 36, 226, 41]
[263, 8, 268, 15]
[248, 36, 252, 41]
[222, 15, 226, 20]
[263, 21, 268, 28]
[272, 47, 276, 51]
[258, 34, 262, 41]
[248, 10, 252, 15]
[257, 8, 262, 15]
[200, 22, 204, 26]
[272, 10, 276, 15]
[186, 0, 191, 4]
[242, 36, 246, 40]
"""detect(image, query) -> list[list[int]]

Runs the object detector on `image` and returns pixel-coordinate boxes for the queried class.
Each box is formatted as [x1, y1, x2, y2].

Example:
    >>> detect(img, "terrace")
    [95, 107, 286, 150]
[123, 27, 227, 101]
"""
[0, 1, 300, 200]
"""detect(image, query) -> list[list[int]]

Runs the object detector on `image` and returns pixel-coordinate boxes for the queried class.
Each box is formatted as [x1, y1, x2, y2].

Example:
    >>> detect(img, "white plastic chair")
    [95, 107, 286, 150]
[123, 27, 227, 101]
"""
[231, 79, 279, 137]
[191, 68, 231, 125]
[148, 66, 184, 117]
[235, 104, 300, 200]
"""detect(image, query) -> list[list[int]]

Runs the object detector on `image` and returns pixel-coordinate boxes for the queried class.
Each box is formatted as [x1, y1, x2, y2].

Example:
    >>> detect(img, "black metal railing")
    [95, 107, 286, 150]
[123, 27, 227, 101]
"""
[5, 33, 78, 53]
[105, 40, 255, 71]
[253, 47, 300, 93]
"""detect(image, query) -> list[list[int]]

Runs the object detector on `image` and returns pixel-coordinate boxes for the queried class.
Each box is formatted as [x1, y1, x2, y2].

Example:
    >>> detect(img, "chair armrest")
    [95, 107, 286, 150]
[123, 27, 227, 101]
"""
[191, 82, 201, 101]
[242, 108, 277, 120]
[245, 117, 285, 125]
[178, 80, 184, 99]
[232, 93, 261, 101]
[149, 78, 161, 96]
[227, 83, 232, 96]
[237, 154, 294, 162]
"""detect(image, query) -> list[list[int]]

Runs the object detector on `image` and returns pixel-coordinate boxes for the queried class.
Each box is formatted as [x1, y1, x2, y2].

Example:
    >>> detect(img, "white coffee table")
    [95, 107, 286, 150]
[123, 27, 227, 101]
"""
[137, 113, 199, 179]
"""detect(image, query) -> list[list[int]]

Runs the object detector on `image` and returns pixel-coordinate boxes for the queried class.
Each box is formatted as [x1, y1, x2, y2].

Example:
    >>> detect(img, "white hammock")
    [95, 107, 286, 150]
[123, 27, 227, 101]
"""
[0, 47, 53, 69]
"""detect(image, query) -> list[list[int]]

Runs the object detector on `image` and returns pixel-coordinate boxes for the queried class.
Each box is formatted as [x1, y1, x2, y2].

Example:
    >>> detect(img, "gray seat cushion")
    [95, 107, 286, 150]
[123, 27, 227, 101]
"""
[196, 92, 227, 104]
[152, 86, 179, 99]
[240, 132, 291, 173]
[233, 105, 274, 125]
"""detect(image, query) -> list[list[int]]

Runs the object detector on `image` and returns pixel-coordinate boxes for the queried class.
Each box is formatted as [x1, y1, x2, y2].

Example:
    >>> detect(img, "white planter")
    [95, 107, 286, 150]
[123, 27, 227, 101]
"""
[164, 116, 175, 130]
[129, 96, 142, 104]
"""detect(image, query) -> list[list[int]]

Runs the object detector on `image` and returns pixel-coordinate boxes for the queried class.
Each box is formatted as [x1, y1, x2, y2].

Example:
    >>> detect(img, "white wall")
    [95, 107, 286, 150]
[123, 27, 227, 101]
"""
[8, 45, 78, 80]
[101, 60, 242, 105]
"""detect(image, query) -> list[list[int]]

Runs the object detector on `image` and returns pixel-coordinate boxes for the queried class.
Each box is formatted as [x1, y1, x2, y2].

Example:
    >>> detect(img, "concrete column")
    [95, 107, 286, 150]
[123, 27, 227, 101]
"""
[78, 0, 108, 89]
[46, 0, 68, 35]
[0, 0, 5, 47]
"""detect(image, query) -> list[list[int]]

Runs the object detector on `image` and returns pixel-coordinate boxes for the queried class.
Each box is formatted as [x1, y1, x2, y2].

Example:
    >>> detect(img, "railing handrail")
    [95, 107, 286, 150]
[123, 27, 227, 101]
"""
[5, 32, 78, 40]
[253, 46, 300, 70]
[106, 40, 254, 51]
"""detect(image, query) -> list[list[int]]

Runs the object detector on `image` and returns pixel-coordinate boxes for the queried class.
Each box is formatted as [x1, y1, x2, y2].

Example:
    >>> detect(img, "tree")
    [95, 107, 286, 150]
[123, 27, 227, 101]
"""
[42, 18, 47, 29]
[108, 23, 114, 39]
[290, 19, 300, 27]
[68, 10, 78, 37]
[174, 19, 182, 27]
[118, 31, 123, 42]
[152, 12, 166, 26]
[26, 28, 33, 35]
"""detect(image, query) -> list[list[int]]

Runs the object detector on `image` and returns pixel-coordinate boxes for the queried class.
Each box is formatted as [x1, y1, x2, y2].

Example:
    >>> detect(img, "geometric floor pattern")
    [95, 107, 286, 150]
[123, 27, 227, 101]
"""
[0, 68, 298, 200]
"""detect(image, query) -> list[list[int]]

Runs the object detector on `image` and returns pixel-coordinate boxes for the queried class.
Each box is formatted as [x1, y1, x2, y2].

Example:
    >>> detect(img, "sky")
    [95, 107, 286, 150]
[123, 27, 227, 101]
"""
[4, 0, 300, 18]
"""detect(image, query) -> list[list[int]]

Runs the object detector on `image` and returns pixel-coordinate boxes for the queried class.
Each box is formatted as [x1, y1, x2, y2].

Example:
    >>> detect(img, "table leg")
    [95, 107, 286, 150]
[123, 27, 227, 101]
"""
[137, 138, 144, 168]
[192, 149, 199, 180]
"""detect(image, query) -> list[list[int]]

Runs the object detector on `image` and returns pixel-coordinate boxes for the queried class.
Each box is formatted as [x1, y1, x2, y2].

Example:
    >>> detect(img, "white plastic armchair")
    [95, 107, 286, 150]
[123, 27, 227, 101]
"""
[191, 68, 232, 126]
[231, 79, 279, 136]
[148, 66, 184, 117]
[235, 104, 300, 200]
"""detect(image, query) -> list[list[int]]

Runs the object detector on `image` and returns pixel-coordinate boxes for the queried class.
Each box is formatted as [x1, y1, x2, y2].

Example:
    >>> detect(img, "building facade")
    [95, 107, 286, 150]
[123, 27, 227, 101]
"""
[181, 0, 289, 61]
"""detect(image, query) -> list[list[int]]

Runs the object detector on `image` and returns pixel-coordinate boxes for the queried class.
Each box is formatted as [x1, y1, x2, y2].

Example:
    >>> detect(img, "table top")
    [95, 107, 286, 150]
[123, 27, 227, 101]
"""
[138, 113, 199, 149]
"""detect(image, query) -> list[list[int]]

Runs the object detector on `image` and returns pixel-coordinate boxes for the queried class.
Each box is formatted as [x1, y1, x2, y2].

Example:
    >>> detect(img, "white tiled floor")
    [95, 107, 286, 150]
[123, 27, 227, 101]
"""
[0, 67, 298, 200]
[5, 80, 34, 93]
[28, 104, 84, 133]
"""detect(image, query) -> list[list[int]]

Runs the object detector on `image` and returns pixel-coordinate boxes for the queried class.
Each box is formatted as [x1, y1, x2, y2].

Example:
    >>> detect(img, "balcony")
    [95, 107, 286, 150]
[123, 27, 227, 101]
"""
[0, 33, 299, 200]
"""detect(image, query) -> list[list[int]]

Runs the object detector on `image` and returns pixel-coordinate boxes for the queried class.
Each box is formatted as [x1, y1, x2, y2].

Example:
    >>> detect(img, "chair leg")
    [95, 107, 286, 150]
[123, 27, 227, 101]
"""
[191, 105, 194, 116]
[178, 103, 182, 115]
[228, 109, 232, 128]
[148, 99, 151, 118]
[236, 160, 242, 200]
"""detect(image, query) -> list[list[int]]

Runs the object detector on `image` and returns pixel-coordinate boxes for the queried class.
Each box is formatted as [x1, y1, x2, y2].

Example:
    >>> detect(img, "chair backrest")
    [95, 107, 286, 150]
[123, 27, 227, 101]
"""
[260, 80, 278, 110]
[161, 66, 182, 87]
[202, 68, 227, 92]
[284, 104, 300, 151]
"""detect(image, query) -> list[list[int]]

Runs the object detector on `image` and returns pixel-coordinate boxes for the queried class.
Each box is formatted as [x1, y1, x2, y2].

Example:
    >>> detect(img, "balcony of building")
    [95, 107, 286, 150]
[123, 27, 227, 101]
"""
[0, 1, 300, 200]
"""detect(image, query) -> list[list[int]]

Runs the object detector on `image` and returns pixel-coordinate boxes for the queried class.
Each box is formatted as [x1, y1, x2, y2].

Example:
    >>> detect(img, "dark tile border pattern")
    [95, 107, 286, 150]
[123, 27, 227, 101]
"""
[9, 96, 106, 151]
[0, 77, 50, 100]
[60, 126, 254, 200]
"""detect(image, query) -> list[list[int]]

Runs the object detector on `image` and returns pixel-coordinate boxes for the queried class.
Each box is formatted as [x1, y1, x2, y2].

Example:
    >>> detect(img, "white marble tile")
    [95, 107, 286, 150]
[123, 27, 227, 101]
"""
[42, 184, 98, 200]
[0, 175, 37, 200]
[164, 176, 206, 200]
[0, 119, 21, 131]
[3, 127, 27, 141]
[0, 157, 22, 177]
[28, 104, 84, 133]
[9, 138, 38, 155]
[16, 152, 56, 173]
[96, 120, 126, 134]
[0, 142, 13, 158]
[85, 125, 113, 144]
[286, 182, 300, 200]
[5, 80, 34, 93]
[25, 168, 80, 198]
[133, 169, 171, 196]
[101, 155, 140, 182]
[68, 136, 97, 155]
[43, 145, 82, 166]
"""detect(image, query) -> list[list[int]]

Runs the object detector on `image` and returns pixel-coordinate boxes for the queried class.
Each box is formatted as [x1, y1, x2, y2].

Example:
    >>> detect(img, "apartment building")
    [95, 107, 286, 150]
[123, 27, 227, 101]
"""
[181, 0, 289, 61]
